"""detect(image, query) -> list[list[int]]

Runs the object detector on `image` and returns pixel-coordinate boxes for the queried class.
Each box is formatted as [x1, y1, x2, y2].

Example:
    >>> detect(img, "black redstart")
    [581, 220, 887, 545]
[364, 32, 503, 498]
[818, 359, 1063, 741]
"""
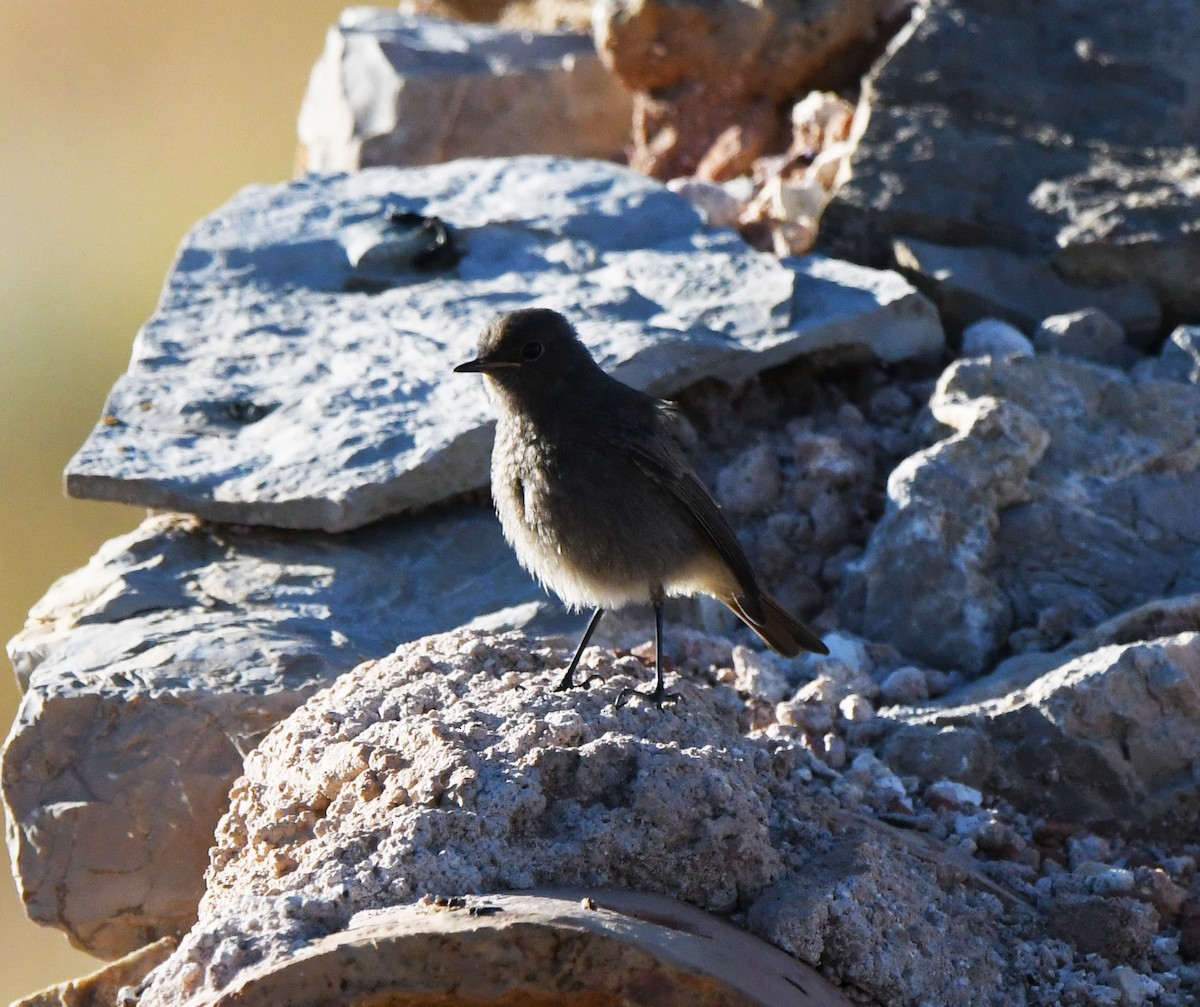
[455, 308, 828, 706]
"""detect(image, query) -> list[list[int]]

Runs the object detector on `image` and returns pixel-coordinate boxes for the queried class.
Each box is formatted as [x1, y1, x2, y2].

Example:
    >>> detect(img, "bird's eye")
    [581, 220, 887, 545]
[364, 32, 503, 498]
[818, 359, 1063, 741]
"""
[521, 340, 544, 361]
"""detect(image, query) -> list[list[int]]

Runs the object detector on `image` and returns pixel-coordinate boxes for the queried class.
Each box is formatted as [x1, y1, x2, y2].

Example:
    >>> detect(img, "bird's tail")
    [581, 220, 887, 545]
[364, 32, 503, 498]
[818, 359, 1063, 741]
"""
[724, 591, 828, 658]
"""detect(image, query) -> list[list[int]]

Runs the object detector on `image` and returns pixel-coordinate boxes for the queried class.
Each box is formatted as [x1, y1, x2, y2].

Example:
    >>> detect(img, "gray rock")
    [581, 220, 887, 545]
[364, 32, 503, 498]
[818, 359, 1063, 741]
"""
[896, 632, 1200, 830]
[840, 381, 1050, 675]
[1, 508, 565, 958]
[131, 629, 1005, 1007]
[823, 0, 1200, 317]
[894, 238, 1161, 339]
[1152, 325, 1200, 384]
[64, 158, 943, 533]
[746, 827, 1005, 1005]
[960, 318, 1034, 360]
[1048, 895, 1160, 962]
[1034, 308, 1138, 368]
[841, 354, 1200, 673]
[878, 665, 928, 706]
[297, 11, 633, 171]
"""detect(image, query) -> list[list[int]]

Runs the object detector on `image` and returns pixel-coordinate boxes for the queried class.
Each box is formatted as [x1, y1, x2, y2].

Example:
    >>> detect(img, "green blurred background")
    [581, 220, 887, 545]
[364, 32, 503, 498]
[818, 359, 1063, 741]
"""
[0, 2, 348, 998]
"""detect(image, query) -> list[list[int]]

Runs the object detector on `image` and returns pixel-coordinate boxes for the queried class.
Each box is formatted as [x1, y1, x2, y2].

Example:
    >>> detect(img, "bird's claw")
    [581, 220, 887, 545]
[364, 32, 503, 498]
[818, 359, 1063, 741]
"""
[615, 684, 681, 710]
[552, 669, 605, 692]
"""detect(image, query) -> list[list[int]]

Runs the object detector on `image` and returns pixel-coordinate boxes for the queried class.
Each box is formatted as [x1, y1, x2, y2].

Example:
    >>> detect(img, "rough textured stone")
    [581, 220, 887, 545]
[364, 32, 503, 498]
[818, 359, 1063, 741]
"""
[135, 892, 852, 1007]
[130, 630, 1010, 1007]
[12, 938, 175, 1007]
[839, 373, 1050, 675]
[1034, 308, 1137, 368]
[746, 827, 1005, 1004]
[893, 237, 1161, 339]
[595, 0, 901, 179]
[840, 354, 1200, 673]
[2, 509, 562, 958]
[1048, 895, 1160, 962]
[1139, 324, 1200, 385]
[896, 633, 1200, 829]
[64, 158, 943, 533]
[823, 0, 1200, 317]
[297, 11, 633, 171]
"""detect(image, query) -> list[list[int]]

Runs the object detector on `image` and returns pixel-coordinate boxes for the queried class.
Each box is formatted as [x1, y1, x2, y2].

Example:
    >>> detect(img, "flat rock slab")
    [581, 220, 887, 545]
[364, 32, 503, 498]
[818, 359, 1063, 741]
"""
[2, 508, 565, 959]
[64, 157, 942, 532]
[823, 0, 1200, 315]
[298, 10, 634, 170]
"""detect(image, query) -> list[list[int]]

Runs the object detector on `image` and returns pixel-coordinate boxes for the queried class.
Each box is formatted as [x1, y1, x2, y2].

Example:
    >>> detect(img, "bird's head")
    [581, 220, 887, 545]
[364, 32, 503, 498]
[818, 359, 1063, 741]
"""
[454, 308, 602, 404]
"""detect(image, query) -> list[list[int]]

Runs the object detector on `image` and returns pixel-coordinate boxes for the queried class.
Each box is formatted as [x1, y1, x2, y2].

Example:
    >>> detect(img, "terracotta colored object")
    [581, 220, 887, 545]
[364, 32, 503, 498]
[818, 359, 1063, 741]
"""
[198, 890, 852, 1007]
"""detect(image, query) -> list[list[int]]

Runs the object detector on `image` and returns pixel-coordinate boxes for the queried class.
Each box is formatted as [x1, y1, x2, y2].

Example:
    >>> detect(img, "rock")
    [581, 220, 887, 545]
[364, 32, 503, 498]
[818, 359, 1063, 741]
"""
[896, 633, 1200, 830]
[665, 177, 744, 229]
[746, 827, 1005, 1005]
[134, 892, 851, 1007]
[960, 318, 1034, 360]
[893, 238, 1161, 339]
[1034, 308, 1137, 368]
[924, 780, 983, 813]
[2, 509, 565, 958]
[123, 632, 1007, 1007]
[878, 665, 928, 705]
[393, 0, 596, 31]
[880, 724, 994, 789]
[715, 442, 782, 515]
[730, 645, 790, 702]
[1107, 966, 1164, 1007]
[1147, 325, 1200, 384]
[837, 693, 873, 722]
[839, 371, 1050, 674]
[64, 158, 943, 533]
[823, 0, 1200, 317]
[12, 937, 175, 1007]
[297, 11, 633, 171]
[594, 0, 901, 179]
[840, 354, 1200, 672]
[1047, 895, 1159, 962]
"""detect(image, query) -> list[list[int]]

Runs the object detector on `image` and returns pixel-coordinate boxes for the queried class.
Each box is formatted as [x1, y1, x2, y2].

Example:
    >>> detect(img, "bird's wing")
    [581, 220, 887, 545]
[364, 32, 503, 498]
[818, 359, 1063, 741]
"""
[601, 403, 765, 623]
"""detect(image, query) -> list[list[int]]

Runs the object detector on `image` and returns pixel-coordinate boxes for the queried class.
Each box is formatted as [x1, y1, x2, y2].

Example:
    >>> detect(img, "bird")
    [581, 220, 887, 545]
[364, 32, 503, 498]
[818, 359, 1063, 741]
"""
[455, 308, 829, 707]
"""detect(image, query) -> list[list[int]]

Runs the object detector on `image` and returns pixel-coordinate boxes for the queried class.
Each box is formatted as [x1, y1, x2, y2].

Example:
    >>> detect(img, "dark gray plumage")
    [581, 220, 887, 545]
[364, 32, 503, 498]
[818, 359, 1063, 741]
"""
[455, 308, 828, 705]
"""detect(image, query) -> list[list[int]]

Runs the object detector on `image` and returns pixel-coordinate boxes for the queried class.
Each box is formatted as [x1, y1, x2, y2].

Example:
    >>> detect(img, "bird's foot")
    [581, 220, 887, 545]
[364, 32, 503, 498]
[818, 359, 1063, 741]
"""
[552, 667, 605, 692]
[614, 682, 681, 710]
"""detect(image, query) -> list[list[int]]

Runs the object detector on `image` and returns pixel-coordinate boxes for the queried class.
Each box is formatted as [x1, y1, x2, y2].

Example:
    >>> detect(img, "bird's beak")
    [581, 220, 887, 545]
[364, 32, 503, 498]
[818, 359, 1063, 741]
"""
[454, 357, 519, 373]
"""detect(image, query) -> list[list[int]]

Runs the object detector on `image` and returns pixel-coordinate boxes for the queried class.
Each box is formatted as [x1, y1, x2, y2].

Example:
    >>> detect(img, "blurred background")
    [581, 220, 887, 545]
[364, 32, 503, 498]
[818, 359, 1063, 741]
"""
[1, 2, 348, 998]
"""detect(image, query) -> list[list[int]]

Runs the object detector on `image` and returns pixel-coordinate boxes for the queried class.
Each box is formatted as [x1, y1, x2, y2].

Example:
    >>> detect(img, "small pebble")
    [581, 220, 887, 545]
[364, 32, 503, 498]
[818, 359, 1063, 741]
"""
[879, 665, 929, 705]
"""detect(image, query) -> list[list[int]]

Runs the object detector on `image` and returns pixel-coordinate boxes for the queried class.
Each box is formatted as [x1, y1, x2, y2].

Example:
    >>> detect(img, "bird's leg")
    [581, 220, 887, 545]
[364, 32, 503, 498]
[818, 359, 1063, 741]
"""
[554, 607, 605, 691]
[616, 598, 681, 709]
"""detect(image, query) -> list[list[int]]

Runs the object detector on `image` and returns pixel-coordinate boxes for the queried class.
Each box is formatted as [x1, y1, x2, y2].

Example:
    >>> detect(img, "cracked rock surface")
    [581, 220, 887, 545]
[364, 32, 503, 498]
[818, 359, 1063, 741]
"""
[64, 158, 941, 533]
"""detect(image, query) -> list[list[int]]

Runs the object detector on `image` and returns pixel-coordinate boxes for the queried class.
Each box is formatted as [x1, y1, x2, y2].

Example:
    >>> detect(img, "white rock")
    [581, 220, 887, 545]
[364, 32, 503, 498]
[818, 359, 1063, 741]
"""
[298, 10, 633, 171]
[816, 630, 872, 676]
[1107, 965, 1163, 1007]
[924, 779, 983, 812]
[666, 177, 743, 229]
[65, 159, 943, 533]
[961, 318, 1034, 359]
[730, 645, 789, 702]
[837, 693, 874, 722]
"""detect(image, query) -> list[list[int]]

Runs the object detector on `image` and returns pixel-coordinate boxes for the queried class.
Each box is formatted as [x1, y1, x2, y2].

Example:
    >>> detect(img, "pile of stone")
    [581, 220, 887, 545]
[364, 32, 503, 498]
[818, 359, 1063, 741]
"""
[6, 1, 1200, 1005]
